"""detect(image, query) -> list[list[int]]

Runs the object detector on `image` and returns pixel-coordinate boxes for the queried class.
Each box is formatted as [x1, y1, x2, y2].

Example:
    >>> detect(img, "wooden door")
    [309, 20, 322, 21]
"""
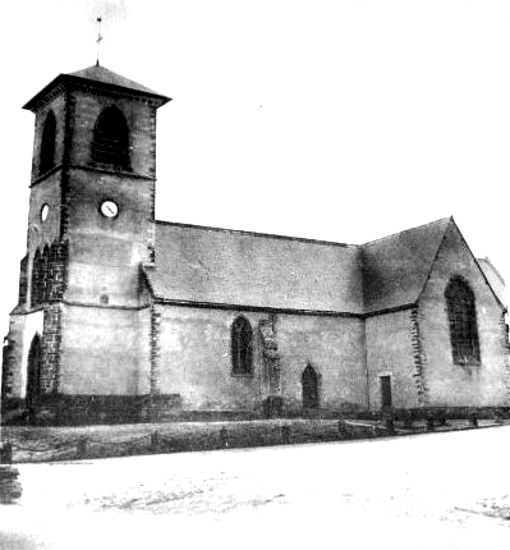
[380, 375, 392, 408]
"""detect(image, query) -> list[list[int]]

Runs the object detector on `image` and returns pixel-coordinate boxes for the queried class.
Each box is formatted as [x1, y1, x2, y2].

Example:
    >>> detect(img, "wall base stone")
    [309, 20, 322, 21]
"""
[263, 396, 284, 418]
[3, 396, 509, 426]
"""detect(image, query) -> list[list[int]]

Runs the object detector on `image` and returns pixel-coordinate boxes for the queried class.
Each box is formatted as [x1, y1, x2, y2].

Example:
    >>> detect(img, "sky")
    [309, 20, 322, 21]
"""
[1, 0, 510, 335]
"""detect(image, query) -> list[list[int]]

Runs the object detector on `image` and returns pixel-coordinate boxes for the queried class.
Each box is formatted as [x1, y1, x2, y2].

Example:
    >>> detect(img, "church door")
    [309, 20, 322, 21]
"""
[302, 365, 319, 409]
[26, 334, 42, 415]
[380, 375, 392, 409]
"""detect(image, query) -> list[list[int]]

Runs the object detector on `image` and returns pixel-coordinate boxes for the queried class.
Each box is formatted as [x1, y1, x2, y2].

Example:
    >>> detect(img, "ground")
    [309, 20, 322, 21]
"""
[1, 426, 510, 549]
[2, 417, 498, 462]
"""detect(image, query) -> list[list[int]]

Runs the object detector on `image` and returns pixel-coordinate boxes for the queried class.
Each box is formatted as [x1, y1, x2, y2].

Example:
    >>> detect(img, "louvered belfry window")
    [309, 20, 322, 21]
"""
[231, 316, 253, 375]
[91, 106, 131, 170]
[39, 111, 56, 175]
[445, 277, 480, 365]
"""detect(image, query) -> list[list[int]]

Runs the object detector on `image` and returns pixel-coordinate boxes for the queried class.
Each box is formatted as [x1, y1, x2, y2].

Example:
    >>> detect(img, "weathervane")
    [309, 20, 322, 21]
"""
[96, 16, 103, 66]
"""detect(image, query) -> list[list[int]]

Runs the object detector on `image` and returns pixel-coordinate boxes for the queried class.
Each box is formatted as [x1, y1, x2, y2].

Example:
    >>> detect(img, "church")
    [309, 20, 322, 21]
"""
[1, 64, 509, 424]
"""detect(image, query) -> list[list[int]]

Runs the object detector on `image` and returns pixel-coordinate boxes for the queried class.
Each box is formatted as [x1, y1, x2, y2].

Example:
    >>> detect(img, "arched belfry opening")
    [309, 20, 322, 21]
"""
[26, 333, 42, 416]
[39, 110, 56, 175]
[302, 364, 319, 409]
[91, 106, 131, 170]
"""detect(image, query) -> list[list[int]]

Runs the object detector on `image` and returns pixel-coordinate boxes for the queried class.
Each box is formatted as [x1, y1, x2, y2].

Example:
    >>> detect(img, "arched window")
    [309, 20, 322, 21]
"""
[39, 111, 56, 175]
[231, 316, 253, 375]
[91, 106, 131, 170]
[445, 277, 480, 365]
[26, 333, 42, 415]
[31, 249, 43, 306]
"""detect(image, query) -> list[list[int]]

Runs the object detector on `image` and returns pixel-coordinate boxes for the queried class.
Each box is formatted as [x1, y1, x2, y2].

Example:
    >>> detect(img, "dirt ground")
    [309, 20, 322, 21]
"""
[3, 425, 510, 550]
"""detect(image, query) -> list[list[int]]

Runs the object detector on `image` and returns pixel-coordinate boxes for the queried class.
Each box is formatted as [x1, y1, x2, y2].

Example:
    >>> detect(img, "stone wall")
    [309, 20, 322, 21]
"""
[29, 91, 67, 181]
[60, 304, 150, 395]
[366, 308, 419, 411]
[64, 167, 154, 308]
[156, 306, 265, 411]
[155, 305, 367, 414]
[27, 173, 63, 253]
[41, 303, 62, 393]
[277, 315, 366, 413]
[69, 89, 158, 178]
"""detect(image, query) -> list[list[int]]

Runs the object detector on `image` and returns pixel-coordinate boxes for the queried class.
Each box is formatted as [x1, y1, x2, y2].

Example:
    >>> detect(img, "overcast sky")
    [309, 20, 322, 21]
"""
[1, 0, 509, 334]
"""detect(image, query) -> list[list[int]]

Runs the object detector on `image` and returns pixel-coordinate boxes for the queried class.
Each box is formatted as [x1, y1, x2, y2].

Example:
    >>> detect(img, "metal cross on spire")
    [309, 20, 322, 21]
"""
[96, 16, 103, 66]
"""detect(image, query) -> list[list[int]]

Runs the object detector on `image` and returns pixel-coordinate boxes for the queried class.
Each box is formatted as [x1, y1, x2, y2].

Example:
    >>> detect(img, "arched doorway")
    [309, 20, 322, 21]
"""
[26, 334, 42, 415]
[302, 364, 319, 409]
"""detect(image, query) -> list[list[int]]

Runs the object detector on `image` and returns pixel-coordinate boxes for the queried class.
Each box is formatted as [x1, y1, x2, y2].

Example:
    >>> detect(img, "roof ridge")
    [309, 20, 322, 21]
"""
[155, 219, 356, 249]
[362, 216, 452, 247]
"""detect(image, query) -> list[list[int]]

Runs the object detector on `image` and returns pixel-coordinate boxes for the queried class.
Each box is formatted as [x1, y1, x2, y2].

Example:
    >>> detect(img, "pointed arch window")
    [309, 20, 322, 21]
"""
[231, 316, 253, 375]
[26, 333, 43, 415]
[18, 255, 29, 306]
[445, 277, 480, 365]
[39, 111, 56, 175]
[91, 106, 131, 170]
[31, 249, 43, 307]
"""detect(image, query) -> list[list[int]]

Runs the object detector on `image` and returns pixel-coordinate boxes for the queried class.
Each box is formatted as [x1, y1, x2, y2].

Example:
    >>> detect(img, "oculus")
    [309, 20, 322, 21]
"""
[40, 204, 49, 222]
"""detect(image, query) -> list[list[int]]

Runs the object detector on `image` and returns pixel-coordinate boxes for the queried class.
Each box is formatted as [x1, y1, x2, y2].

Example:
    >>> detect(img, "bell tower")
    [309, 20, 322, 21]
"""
[23, 65, 170, 308]
[2, 65, 170, 422]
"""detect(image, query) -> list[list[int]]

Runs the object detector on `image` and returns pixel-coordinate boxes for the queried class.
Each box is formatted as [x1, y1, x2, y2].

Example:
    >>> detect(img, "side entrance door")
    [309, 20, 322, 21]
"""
[380, 375, 392, 409]
[302, 365, 319, 409]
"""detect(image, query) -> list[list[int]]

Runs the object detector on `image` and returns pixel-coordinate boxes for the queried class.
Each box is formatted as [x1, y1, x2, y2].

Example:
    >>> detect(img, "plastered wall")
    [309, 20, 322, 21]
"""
[157, 306, 367, 412]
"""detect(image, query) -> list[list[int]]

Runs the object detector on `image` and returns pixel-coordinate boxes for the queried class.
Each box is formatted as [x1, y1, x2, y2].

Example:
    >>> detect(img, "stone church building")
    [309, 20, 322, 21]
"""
[1, 65, 509, 424]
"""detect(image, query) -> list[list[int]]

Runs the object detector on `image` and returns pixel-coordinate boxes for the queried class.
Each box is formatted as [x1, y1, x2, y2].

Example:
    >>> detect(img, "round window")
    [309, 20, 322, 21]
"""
[40, 204, 49, 222]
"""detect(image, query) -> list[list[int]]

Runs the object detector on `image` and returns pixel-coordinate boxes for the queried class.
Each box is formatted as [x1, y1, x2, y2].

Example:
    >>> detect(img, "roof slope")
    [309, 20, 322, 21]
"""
[361, 217, 451, 314]
[145, 216, 502, 316]
[68, 65, 162, 96]
[23, 64, 170, 110]
[147, 222, 364, 313]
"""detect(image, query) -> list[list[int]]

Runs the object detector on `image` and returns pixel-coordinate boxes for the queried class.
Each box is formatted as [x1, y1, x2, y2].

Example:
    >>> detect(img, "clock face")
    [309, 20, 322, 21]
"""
[40, 204, 49, 222]
[100, 200, 119, 219]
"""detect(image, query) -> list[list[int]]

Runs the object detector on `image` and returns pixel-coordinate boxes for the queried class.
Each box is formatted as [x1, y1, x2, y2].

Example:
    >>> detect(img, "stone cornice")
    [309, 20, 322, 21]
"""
[30, 163, 155, 187]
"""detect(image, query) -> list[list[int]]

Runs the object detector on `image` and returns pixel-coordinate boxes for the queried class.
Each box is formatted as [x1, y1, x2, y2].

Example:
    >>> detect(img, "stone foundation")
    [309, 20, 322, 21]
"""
[2, 394, 509, 426]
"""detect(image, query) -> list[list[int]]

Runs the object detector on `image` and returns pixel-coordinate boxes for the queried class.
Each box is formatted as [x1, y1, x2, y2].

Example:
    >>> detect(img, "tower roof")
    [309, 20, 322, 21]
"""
[23, 64, 171, 111]
[68, 65, 162, 96]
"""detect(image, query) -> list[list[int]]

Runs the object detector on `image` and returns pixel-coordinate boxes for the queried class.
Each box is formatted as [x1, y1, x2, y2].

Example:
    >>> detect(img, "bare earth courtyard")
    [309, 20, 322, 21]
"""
[1, 425, 510, 549]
